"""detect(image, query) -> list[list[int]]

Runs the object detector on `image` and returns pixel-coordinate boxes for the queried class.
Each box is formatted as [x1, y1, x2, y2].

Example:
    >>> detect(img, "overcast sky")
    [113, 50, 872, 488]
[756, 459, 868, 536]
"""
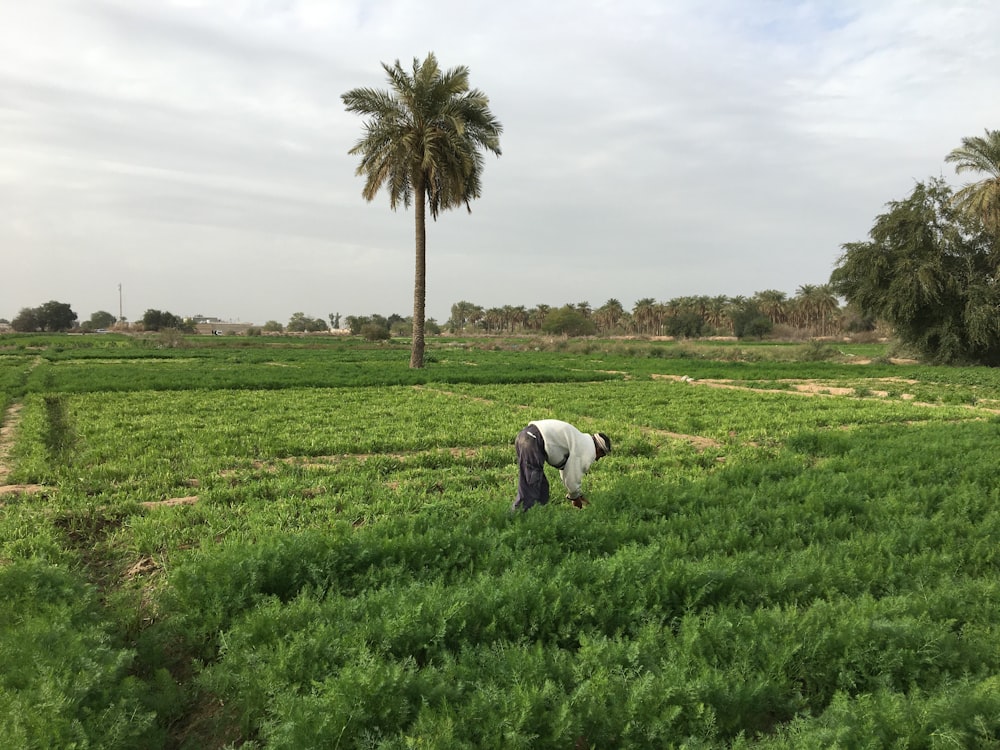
[3, 1, 999, 325]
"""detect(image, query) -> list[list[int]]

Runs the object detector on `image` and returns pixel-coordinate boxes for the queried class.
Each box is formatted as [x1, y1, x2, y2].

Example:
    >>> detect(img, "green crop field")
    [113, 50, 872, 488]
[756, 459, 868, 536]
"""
[2, 333, 999, 749]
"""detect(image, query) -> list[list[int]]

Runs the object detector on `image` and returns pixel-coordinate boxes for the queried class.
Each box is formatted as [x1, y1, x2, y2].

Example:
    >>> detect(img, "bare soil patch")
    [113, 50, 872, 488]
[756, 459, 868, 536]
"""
[653, 374, 919, 401]
[0, 483, 50, 497]
[140, 496, 199, 509]
[0, 401, 24, 483]
[643, 427, 721, 450]
[0, 401, 53, 496]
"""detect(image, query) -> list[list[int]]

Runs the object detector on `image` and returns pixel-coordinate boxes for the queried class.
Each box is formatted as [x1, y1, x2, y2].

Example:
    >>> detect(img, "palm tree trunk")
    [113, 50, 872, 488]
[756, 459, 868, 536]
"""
[410, 179, 427, 368]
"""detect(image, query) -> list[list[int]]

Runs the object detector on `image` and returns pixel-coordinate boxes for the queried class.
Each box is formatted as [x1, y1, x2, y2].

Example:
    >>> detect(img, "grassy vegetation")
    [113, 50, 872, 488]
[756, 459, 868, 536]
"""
[2, 333, 1000, 748]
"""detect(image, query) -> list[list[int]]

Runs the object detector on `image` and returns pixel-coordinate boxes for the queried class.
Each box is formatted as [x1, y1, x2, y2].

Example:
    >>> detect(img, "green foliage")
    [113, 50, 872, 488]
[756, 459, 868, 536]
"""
[0, 560, 165, 749]
[665, 310, 705, 338]
[11, 300, 77, 332]
[542, 305, 597, 336]
[945, 127, 1000, 235]
[82, 310, 118, 331]
[286, 312, 328, 332]
[798, 341, 839, 361]
[361, 321, 391, 341]
[833, 177, 1000, 365]
[731, 301, 774, 340]
[141, 308, 188, 332]
[4, 336, 1000, 747]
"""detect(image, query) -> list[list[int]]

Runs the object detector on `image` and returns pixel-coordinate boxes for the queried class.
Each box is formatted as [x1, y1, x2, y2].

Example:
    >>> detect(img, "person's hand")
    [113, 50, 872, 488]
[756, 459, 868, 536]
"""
[571, 496, 589, 509]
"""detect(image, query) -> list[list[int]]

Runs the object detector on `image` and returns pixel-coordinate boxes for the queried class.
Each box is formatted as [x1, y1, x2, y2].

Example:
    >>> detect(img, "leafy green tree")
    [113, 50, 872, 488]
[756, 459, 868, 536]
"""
[82, 310, 117, 331]
[11, 307, 41, 332]
[142, 309, 185, 331]
[287, 312, 328, 333]
[361, 322, 391, 341]
[730, 300, 772, 339]
[832, 177, 1000, 365]
[262, 320, 283, 333]
[346, 314, 389, 336]
[40, 301, 77, 331]
[343, 53, 503, 368]
[945, 128, 1000, 235]
[840, 303, 878, 334]
[541, 305, 597, 336]
[665, 311, 704, 338]
[12, 301, 77, 332]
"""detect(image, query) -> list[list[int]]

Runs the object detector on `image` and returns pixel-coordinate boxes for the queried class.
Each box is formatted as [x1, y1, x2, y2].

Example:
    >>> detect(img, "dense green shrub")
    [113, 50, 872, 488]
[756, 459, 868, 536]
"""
[0, 560, 167, 749]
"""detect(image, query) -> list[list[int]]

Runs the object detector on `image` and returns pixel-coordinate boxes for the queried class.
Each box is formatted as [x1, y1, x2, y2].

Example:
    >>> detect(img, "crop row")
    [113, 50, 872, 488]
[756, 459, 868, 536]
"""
[140, 418, 1000, 747]
[3, 338, 1000, 748]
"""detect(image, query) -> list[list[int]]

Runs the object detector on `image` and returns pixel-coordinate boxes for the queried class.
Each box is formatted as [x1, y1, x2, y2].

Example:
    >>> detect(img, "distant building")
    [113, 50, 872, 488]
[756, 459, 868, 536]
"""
[192, 317, 254, 335]
[194, 323, 253, 336]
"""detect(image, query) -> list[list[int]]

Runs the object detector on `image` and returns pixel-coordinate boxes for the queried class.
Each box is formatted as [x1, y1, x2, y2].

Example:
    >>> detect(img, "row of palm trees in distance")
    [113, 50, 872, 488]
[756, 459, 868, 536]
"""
[447, 284, 851, 338]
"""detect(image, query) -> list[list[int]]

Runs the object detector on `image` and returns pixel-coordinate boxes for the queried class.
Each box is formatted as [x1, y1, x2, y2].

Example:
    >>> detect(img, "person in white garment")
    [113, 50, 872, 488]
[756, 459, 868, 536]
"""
[512, 419, 611, 512]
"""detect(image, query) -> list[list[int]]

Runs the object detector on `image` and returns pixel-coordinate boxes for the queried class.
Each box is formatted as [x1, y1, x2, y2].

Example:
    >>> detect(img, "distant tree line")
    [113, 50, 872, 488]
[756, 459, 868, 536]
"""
[8, 127, 996, 365]
[445, 286, 853, 339]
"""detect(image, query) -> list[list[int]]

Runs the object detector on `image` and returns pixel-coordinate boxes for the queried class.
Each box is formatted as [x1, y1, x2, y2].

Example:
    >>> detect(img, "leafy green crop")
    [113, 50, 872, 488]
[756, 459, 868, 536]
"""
[2, 335, 1000, 748]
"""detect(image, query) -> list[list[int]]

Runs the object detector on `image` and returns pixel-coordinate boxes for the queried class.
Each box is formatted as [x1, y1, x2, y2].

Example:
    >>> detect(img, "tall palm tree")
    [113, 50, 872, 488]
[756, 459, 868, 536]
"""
[594, 298, 625, 333]
[478, 307, 500, 332]
[795, 284, 840, 335]
[632, 298, 656, 335]
[753, 289, 788, 325]
[794, 285, 817, 331]
[945, 129, 1000, 236]
[448, 300, 479, 331]
[342, 53, 503, 367]
[705, 295, 730, 332]
[528, 304, 550, 331]
[511, 305, 528, 332]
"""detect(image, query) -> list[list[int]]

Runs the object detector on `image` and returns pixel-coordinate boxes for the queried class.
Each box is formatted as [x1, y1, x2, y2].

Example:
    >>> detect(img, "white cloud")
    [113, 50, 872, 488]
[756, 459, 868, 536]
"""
[2, 0, 999, 324]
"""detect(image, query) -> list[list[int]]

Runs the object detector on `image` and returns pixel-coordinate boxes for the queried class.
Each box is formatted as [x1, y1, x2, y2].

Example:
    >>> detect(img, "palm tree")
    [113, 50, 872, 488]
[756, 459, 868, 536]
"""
[632, 298, 656, 335]
[511, 305, 528, 332]
[944, 129, 1000, 236]
[342, 53, 503, 367]
[483, 307, 504, 332]
[705, 295, 730, 332]
[812, 284, 841, 336]
[594, 298, 625, 333]
[795, 284, 840, 335]
[753, 289, 789, 325]
[448, 300, 480, 332]
[793, 285, 817, 331]
[528, 304, 550, 331]
[726, 296, 747, 334]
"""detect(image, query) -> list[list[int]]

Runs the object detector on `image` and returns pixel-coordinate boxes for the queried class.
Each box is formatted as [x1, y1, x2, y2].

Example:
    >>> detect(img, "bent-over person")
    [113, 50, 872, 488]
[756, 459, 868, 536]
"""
[513, 419, 611, 512]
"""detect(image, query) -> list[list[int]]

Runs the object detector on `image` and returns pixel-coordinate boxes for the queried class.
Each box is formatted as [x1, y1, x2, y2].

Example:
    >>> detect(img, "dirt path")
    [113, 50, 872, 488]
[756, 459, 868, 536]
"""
[0, 402, 46, 495]
[653, 373, 1000, 416]
[0, 402, 22, 481]
[654, 374, 907, 399]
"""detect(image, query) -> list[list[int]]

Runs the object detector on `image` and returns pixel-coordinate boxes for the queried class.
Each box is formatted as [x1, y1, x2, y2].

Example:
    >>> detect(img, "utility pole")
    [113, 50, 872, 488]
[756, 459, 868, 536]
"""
[118, 283, 124, 325]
